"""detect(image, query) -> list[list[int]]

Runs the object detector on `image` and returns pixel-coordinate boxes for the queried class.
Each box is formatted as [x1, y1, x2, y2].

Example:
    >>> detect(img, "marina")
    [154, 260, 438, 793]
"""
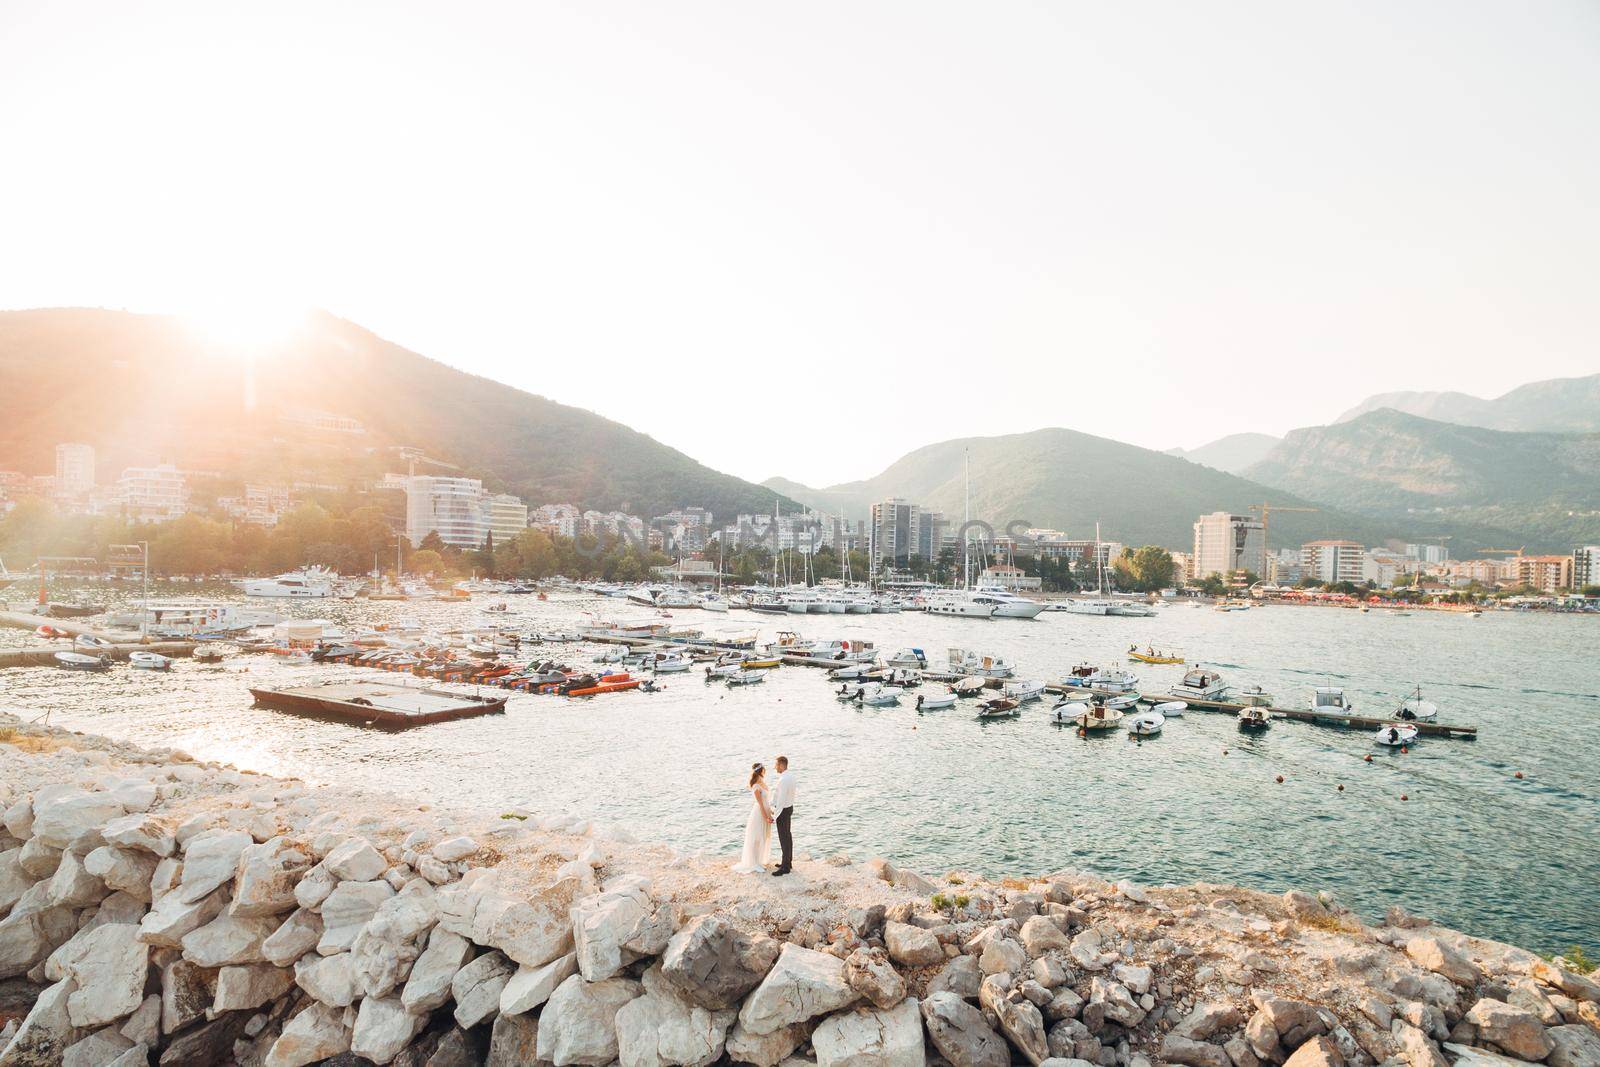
[0, 580, 1594, 950]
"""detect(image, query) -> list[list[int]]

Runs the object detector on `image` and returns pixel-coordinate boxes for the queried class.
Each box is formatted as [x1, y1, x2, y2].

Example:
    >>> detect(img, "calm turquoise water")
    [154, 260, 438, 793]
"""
[2, 585, 1596, 951]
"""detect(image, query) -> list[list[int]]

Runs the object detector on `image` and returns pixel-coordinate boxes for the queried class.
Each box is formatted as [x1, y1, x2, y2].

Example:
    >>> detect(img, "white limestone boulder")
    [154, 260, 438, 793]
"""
[263, 1002, 352, 1067]
[62, 923, 149, 1029]
[537, 972, 645, 1066]
[230, 837, 313, 917]
[401, 926, 476, 1013]
[46, 851, 109, 909]
[176, 829, 253, 903]
[616, 963, 738, 1067]
[180, 911, 280, 967]
[572, 882, 675, 982]
[813, 997, 925, 1067]
[438, 871, 580, 967]
[1, 979, 88, 1066]
[294, 950, 359, 1008]
[453, 949, 516, 1028]
[213, 962, 294, 1013]
[100, 813, 176, 857]
[137, 886, 225, 948]
[316, 878, 394, 954]
[502, 950, 579, 1015]
[350, 994, 428, 1065]
[82, 847, 157, 902]
[261, 907, 324, 967]
[30, 791, 126, 850]
[738, 944, 859, 1037]
[323, 838, 387, 882]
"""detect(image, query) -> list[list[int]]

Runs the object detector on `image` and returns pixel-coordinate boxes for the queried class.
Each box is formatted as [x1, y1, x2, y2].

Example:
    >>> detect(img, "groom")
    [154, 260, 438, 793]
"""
[770, 755, 796, 876]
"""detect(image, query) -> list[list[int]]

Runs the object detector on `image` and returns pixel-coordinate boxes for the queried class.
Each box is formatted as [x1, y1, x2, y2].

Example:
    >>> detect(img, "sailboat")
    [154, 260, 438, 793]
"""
[928, 448, 999, 618]
[1057, 523, 1151, 615]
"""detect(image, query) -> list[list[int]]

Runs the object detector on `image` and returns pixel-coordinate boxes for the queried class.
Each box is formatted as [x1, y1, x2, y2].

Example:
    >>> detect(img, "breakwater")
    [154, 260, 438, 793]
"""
[2, 711, 1597, 1067]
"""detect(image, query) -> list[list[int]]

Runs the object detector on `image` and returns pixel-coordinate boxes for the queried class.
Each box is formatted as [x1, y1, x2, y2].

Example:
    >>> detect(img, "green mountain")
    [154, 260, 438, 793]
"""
[1165, 432, 1280, 475]
[765, 428, 1412, 552]
[0, 308, 792, 520]
[1246, 410, 1600, 550]
[1335, 373, 1600, 434]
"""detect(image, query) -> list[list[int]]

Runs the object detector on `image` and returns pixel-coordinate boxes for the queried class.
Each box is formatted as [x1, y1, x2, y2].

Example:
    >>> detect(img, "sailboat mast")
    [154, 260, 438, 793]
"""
[1095, 521, 1105, 597]
[963, 448, 971, 591]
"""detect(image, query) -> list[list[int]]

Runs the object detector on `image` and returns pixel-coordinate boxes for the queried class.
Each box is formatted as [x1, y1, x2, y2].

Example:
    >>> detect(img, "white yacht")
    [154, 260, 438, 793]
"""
[811, 591, 849, 614]
[1311, 687, 1355, 715]
[106, 600, 283, 636]
[925, 592, 996, 618]
[236, 569, 336, 599]
[1055, 597, 1115, 616]
[971, 586, 1045, 619]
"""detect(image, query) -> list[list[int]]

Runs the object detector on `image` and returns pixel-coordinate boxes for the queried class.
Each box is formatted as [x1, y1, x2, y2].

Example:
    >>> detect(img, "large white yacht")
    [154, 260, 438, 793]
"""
[925, 592, 996, 618]
[971, 585, 1045, 619]
[236, 569, 336, 598]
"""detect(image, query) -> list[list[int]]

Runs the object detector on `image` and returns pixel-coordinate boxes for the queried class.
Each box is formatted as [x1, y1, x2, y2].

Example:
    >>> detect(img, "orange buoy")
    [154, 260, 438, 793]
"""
[1400, 746, 1409, 754]
[1337, 784, 1344, 792]
[1514, 771, 1523, 779]
[1275, 775, 1284, 783]
[1222, 748, 1229, 755]
[1364, 754, 1373, 763]
[1400, 794, 1408, 801]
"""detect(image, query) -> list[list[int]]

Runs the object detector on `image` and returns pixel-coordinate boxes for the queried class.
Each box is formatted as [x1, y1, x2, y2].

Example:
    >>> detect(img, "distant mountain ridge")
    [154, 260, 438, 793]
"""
[0, 308, 794, 520]
[1335, 373, 1600, 434]
[1165, 432, 1280, 474]
[766, 427, 1410, 552]
[1246, 409, 1600, 549]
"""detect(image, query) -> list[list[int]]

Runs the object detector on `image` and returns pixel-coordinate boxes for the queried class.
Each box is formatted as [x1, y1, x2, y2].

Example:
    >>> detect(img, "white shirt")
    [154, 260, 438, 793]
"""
[773, 769, 797, 810]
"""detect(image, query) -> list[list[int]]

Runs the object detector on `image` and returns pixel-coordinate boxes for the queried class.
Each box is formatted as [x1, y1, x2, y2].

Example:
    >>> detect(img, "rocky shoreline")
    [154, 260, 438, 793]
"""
[1, 710, 1596, 1067]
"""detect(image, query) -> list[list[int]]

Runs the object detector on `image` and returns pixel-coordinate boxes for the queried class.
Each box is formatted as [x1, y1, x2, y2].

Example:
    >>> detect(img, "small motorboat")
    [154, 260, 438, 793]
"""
[885, 648, 928, 668]
[828, 664, 872, 681]
[857, 687, 900, 706]
[55, 651, 110, 671]
[1150, 700, 1187, 718]
[948, 676, 987, 697]
[1396, 686, 1438, 722]
[651, 654, 692, 674]
[1171, 668, 1229, 701]
[880, 667, 921, 688]
[977, 697, 1020, 719]
[129, 652, 173, 671]
[1127, 646, 1184, 665]
[1238, 707, 1271, 730]
[1237, 685, 1274, 707]
[1375, 722, 1418, 747]
[1074, 703, 1123, 731]
[705, 662, 742, 679]
[74, 634, 114, 652]
[740, 655, 782, 669]
[1002, 679, 1045, 703]
[1126, 710, 1165, 736]
[838, 681, 879, 701]
[1311, 687, 1354, 716]
[1097, 692, 1139, 712]
[562, 672, 643, 696]
[34, 624, 71, 639]
[726, 669, 770, 686]
[192, 644, 227, 663]
[1049, 701, 1088, 724]
[916, 692, 956, 710]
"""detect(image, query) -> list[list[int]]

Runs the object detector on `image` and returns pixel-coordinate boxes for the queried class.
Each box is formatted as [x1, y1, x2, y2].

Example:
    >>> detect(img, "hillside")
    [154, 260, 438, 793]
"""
[1165, 432, 1279, 474]
[1335, 373, 1600, 434]
[766, 428, 1410, 552]
[0, 308, 792, 520]
[1246, 410, 1600, 549]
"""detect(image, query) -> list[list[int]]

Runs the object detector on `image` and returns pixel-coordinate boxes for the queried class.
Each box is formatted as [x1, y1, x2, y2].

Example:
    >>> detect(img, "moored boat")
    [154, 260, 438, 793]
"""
[977, 697, 1020, 719]
[915, 692, 956, 710]
[129, 651, 173, 671]
[1126, 710, 1165, 736]
[1171, 668, 1229, 701]
[1397, 686, 1438, 722]
[1238, 706, 1271, 730]
[55, 651, 110, 671]
[1374, 722, 1419, 747]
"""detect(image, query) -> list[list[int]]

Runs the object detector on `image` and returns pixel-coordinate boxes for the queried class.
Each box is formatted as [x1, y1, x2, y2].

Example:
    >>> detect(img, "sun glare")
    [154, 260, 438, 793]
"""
[181, 300, 314, 351]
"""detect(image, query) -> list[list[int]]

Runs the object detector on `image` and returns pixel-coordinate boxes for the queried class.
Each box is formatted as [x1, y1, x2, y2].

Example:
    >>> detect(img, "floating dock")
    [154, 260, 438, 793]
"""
[0, 641, 198, 669]
[1134, 692, 1478, 739]
[249, 682, 507, 729]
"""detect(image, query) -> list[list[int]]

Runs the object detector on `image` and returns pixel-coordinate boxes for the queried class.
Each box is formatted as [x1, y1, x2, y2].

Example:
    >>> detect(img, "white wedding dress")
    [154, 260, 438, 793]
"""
[731, 784, 773, 873]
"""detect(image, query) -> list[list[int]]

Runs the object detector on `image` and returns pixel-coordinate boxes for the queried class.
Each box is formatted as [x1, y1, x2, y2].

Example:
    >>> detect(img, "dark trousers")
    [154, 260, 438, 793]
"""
[775, 806, 793, 871]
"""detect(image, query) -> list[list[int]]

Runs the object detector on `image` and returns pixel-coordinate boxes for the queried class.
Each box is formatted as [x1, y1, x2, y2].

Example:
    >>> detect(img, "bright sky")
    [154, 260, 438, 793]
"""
[2, 1, 1597, 487]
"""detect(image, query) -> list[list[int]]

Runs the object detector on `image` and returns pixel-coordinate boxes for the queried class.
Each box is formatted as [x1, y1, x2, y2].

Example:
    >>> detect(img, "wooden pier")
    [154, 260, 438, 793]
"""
[1134, 692, 1478, 739]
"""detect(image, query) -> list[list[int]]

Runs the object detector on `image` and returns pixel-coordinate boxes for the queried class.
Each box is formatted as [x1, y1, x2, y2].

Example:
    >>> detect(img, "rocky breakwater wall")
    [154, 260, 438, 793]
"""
[2, 713, 1599, 1067]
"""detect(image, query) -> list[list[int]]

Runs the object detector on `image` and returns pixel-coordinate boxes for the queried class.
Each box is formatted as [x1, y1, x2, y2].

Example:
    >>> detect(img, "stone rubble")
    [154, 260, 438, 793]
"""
[1, 712, 1597, 1067]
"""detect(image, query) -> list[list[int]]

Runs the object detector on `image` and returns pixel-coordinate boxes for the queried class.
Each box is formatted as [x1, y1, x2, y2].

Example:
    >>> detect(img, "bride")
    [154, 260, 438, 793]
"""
[731, 762, 775, 873]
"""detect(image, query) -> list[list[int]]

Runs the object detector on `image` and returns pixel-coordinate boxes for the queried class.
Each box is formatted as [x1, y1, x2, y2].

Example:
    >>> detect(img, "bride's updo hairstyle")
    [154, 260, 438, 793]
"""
[749, 762, 765, 787]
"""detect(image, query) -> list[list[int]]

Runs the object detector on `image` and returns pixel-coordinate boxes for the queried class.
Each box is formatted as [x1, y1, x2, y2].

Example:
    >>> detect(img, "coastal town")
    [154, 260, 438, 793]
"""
[2, 441, 1596, 610]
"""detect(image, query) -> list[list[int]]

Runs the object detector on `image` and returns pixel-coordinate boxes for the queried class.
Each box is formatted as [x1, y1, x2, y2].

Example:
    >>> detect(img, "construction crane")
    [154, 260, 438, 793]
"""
[1248, 503, 1318, 579]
